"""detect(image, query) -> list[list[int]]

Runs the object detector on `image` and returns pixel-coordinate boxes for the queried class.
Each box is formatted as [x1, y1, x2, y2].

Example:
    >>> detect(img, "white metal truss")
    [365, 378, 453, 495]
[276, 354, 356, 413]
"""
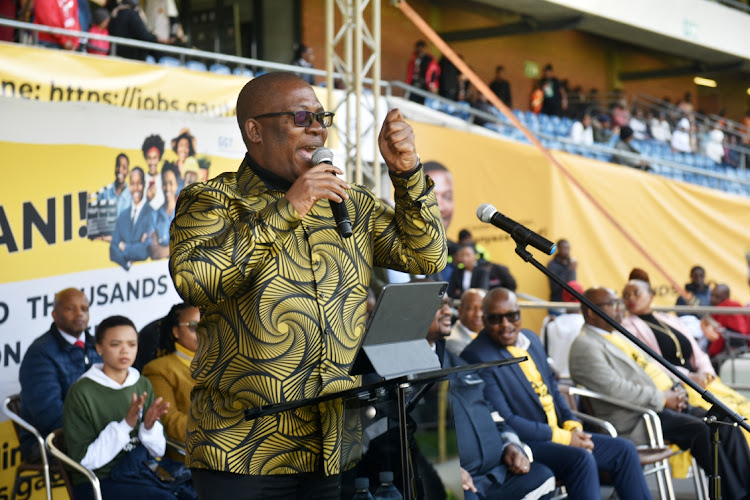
[325, 0, 382, 196]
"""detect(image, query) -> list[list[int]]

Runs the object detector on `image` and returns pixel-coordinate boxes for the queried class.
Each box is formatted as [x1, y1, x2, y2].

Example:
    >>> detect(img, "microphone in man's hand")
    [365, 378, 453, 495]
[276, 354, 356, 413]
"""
[312, 147, 352, 238]
[476, 203, 556, 256]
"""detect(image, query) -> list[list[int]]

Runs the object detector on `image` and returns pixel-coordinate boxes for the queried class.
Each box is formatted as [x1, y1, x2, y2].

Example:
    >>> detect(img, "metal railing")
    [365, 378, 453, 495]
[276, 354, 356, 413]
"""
[518, 300, 750, 316]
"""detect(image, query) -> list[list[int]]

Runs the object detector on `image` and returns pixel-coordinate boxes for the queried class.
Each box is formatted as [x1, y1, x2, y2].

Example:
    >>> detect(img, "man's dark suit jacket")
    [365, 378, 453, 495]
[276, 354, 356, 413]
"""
[447, 266, 490, 299]
[461, 328, 577, 443]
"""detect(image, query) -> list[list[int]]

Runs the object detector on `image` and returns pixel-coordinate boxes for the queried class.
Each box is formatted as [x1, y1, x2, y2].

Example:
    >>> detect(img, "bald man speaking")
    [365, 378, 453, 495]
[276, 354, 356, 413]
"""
[169, 72, 447, 498]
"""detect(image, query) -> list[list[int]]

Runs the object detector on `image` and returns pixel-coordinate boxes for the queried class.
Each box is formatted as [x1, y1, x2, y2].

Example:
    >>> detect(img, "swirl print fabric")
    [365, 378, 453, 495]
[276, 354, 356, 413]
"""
[169, 156, 447, 476]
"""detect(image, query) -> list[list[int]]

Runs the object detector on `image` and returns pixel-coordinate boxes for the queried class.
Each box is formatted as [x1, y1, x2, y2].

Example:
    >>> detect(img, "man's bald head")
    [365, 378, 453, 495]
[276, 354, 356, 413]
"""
[581, 287, 620, 330]
[236, 72, 309, 149]
[52, 288, 90, 337]
[711, 284, 730, 306]
[459, 288, 486, 333]
[482, 287, 515, 314]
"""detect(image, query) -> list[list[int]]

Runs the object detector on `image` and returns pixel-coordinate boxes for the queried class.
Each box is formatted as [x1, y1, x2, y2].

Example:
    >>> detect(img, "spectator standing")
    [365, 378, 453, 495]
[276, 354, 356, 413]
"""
[86, 8, 111, 56]
[438, 55, 469, 102]
[678, 92, 694, 115]
[0, 0, 16, 42]
[291, 44, 316, 85]
[629, 108, 648, 140]
[569, 112, 593, 146]
[489, 65, 512, 108]
[705, 129, 725, 165]
[530, 83, 544, 115]
[447, 245, 490, 300]
[108, 0, 169, 61]
[539, 64, 565, 116]
[18, 288, 101, 462]
[34, 0, 80, 50]
[546, 239, 577, 304]
[671, 117, 693, 153]
[741, 109, 750, 146]
[144, 0, 186, 45]
[406, 40, 439, 104]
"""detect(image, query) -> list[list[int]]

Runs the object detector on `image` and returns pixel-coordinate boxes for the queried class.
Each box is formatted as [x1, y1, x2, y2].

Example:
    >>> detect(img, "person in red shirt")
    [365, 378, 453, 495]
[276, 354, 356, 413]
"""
[406, 40, 440, 105]
[705, 283, 749, 358]
[34, 0, 80, 50]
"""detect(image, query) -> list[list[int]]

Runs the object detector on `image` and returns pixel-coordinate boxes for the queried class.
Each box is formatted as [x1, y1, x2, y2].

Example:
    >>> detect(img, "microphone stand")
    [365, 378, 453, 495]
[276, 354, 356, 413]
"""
[510, 235, 749, 500]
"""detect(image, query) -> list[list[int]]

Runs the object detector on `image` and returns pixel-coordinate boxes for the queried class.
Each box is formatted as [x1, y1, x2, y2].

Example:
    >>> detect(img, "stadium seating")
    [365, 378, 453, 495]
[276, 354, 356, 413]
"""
[209, 63, 232, 75]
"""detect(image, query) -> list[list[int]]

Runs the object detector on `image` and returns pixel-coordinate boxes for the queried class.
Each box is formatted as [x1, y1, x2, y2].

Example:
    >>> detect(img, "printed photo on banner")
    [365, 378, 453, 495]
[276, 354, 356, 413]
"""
[86, 128, 212, 270]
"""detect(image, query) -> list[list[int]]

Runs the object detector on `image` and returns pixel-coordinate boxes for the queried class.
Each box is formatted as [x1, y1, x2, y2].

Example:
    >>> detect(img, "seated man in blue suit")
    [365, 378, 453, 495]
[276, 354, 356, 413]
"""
[110, 167, 155, 270]
[461, 288, 651, 499]
[427, 295, 555, 499]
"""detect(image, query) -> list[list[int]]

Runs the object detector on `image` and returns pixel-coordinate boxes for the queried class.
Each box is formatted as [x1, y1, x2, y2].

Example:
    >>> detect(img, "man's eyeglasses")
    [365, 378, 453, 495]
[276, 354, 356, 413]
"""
[486, 311, 521, 325]
[177, 321, 199, 332]
[251, 110, 335, 128]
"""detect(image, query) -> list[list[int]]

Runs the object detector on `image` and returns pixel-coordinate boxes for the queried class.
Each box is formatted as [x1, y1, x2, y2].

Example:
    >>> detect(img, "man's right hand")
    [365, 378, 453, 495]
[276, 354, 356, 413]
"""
[663, 387, 686, 411]
[569, 429, 594, 452]
[286, 163, 350, 218]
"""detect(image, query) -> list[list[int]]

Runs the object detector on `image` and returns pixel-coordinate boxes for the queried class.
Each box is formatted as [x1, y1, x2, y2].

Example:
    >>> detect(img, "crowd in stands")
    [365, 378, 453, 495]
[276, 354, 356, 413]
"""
[403, 40, 750, 182]
[1, 0, 186, 59]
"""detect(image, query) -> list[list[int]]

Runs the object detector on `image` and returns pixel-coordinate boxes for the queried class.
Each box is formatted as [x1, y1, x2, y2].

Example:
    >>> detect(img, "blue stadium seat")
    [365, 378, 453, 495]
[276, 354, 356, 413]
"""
[483, 122, 503, 134]
[555, 122, 571, 137]
[451, 101, 472, 121]
[145, 55, 156, 65]
[158, 56, 181, 67]
[209, 63, 231, 75]
[424, 97, 442, 111]
[185, 60, 207, 72]
[233, 67, 254, 78]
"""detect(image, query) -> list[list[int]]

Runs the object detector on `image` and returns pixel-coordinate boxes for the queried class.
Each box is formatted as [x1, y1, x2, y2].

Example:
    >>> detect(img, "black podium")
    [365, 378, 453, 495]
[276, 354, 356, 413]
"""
[245, 355, 524, 499]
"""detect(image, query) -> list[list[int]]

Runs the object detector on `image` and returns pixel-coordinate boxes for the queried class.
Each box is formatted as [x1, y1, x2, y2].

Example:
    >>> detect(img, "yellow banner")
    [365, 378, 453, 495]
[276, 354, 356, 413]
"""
[1, 142, 237, 283]
[0, 42, 248, 116]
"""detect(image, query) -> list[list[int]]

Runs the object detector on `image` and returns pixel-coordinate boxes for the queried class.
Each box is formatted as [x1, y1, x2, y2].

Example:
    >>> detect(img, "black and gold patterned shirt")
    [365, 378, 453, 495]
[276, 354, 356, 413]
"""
[169, 154, 447, 475]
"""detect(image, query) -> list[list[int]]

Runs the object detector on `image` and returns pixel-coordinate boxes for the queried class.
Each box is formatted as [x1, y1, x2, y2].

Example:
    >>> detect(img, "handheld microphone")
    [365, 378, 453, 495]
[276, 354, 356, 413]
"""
[312, 147, 352, 239]
[476, 203, 557, 256]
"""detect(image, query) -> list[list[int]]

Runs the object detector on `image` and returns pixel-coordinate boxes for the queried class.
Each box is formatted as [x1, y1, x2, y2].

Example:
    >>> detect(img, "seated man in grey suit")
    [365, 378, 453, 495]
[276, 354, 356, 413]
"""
[427, 295, 555, 499]
[569, 286, 750, 500]
[445, 288, 486, 356]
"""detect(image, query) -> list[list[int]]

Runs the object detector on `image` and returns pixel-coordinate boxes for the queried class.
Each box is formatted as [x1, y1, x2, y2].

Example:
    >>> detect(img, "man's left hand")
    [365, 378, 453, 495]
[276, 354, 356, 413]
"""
[503, 444, 531, 475]
[378, 108, 419, 176]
